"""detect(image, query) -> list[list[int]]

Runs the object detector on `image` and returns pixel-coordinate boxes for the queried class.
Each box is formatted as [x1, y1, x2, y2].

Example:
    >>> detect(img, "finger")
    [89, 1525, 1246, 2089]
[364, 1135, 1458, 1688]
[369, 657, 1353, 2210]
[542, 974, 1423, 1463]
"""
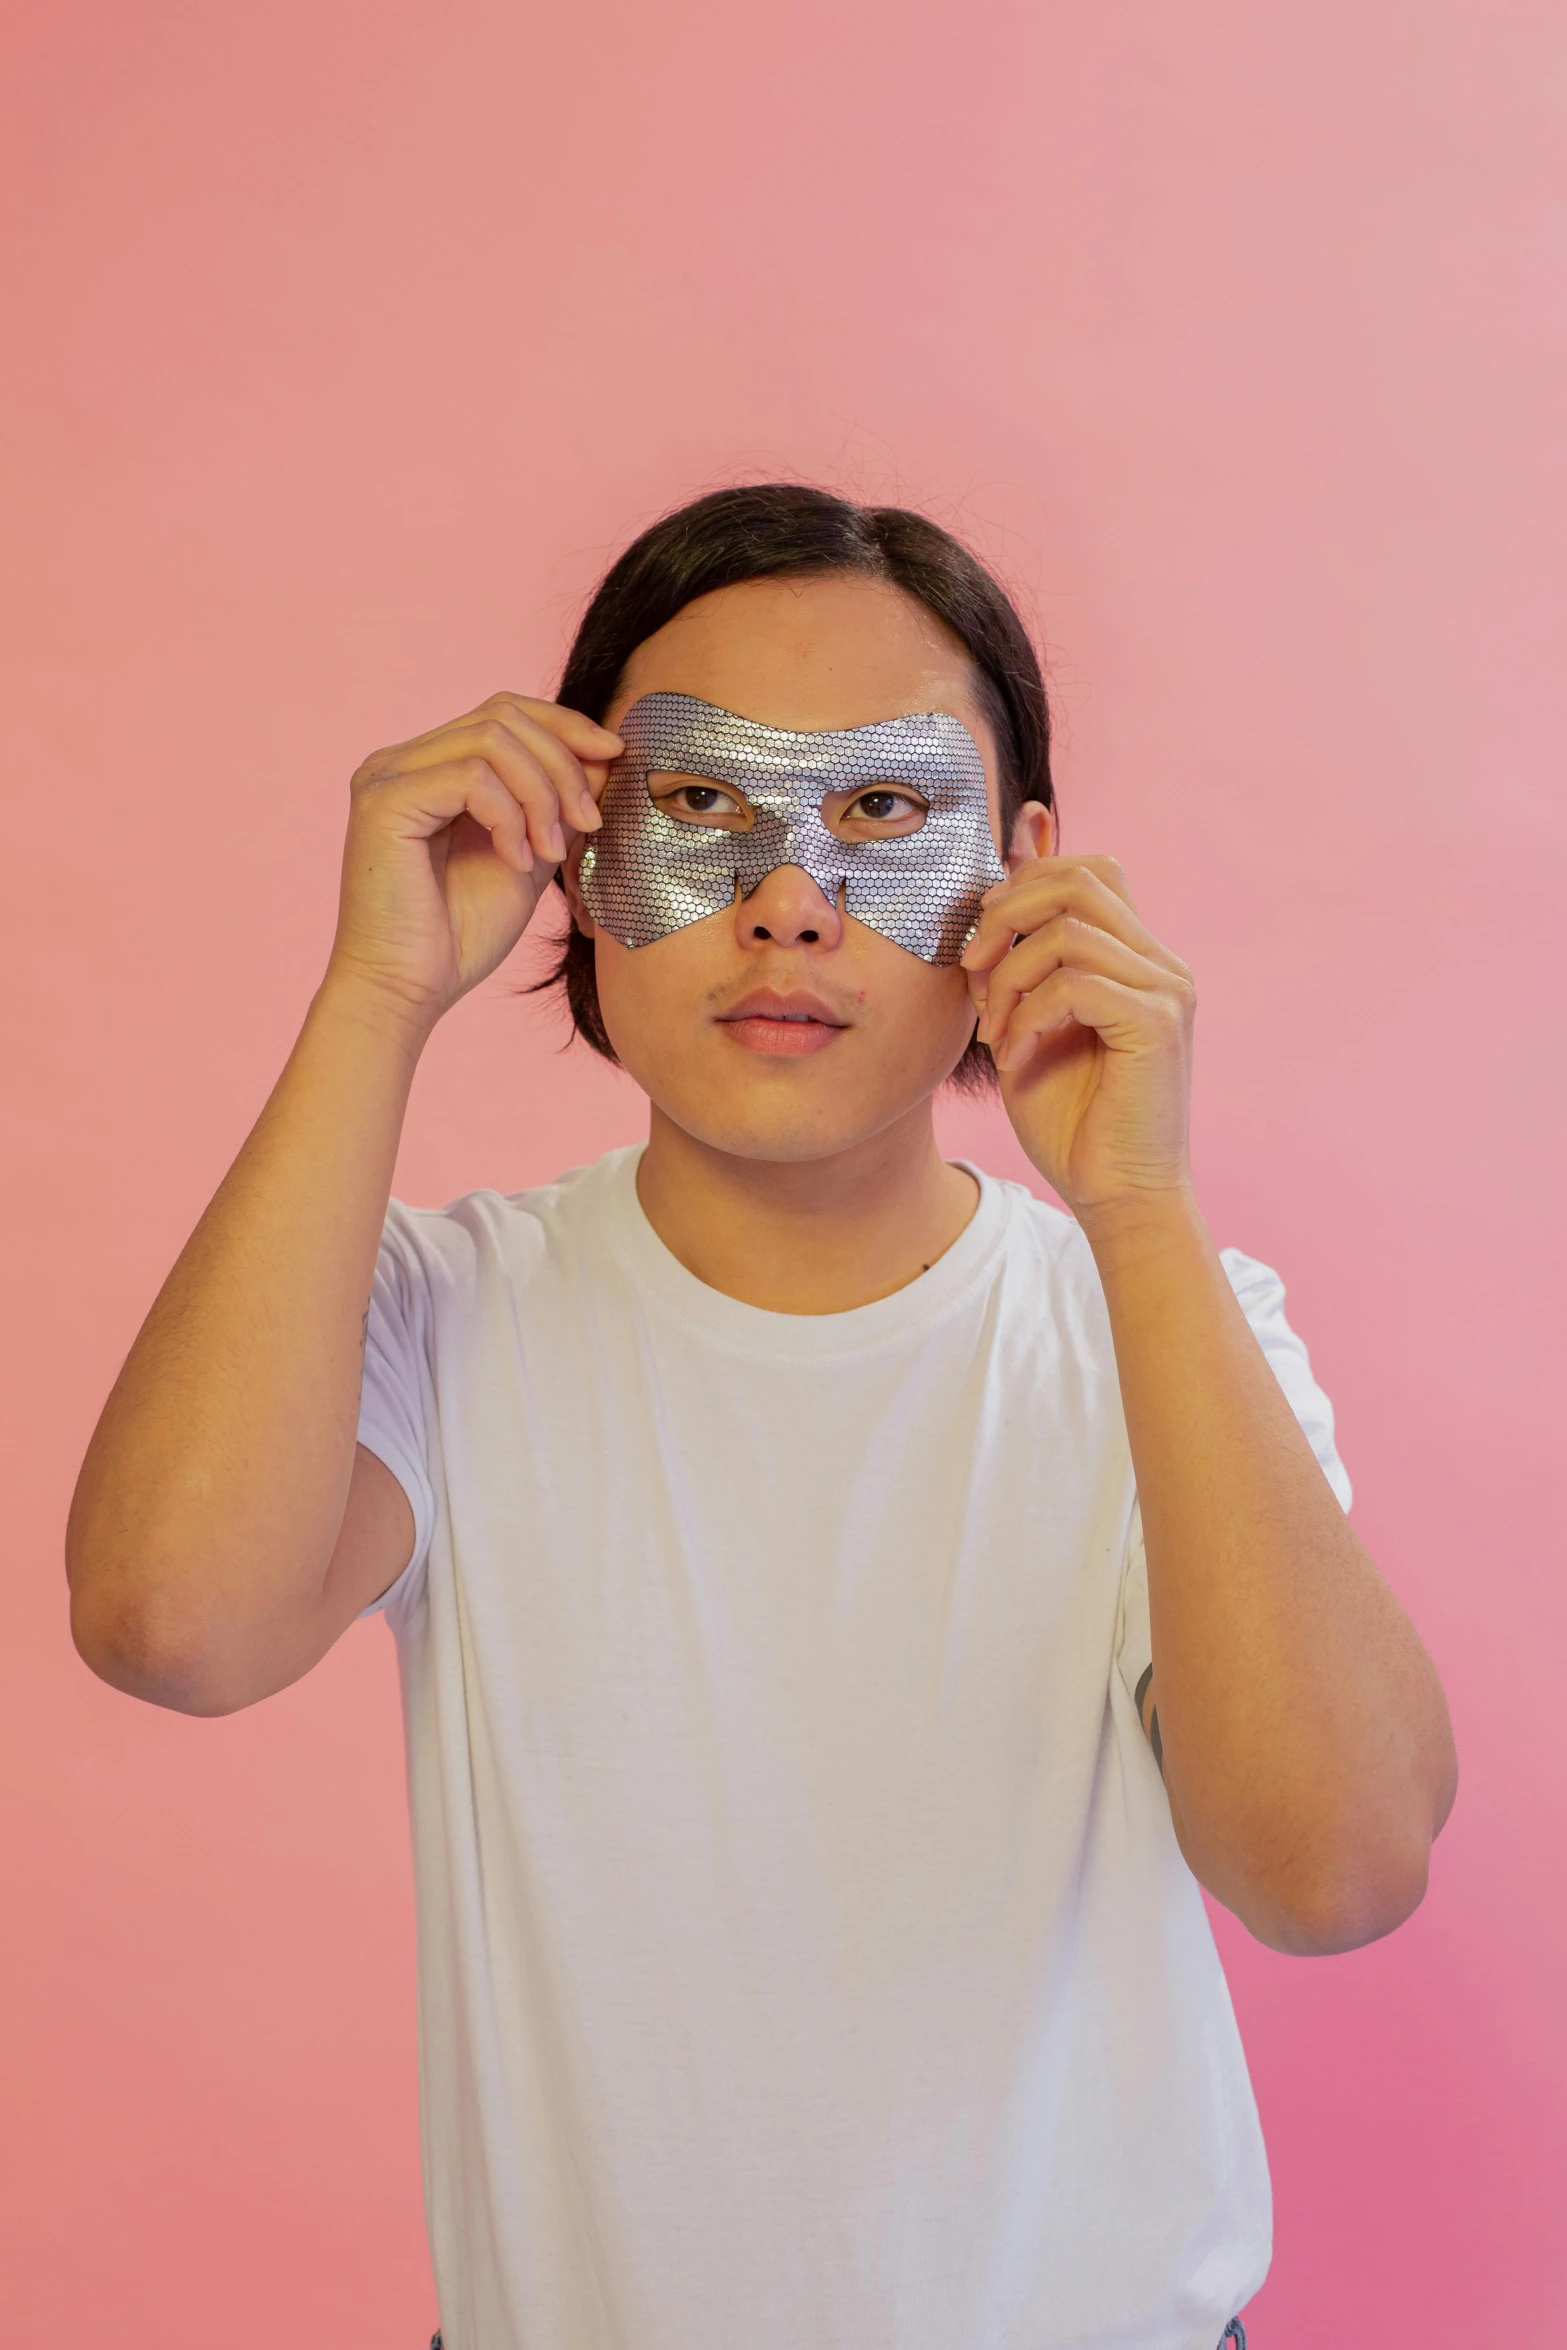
[994, 965, 1185, 1073]
[506, 709, 610, 833]
[479, 697, 621, 827]
[379, 698, 623, 834]
[455, 715, 610, 848]
[437, 711, 600, 839]
[479, 693, 624, 765]
[414, 693, 623, 767]
[962, 861, 1176, 980]
[990, 852, 1135, 907]
[369, 721, 577, 864]
[964, 858, 1147, 967]
[356, 756, 537, 874]
[976, 916, 1188, 1047]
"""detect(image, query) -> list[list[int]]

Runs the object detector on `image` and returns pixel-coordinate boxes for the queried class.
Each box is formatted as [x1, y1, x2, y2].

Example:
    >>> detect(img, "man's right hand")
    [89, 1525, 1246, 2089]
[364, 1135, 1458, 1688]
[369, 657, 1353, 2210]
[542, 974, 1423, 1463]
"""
[327, 692, 624, 1030]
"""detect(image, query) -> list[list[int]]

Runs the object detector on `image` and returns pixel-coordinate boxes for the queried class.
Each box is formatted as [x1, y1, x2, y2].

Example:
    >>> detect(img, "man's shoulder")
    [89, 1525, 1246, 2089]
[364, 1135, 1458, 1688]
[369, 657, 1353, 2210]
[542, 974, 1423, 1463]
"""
[961, 1168, 1118, 1349]
[382, 1147, 637, 1289]
[974, 1168, 1095, 1275]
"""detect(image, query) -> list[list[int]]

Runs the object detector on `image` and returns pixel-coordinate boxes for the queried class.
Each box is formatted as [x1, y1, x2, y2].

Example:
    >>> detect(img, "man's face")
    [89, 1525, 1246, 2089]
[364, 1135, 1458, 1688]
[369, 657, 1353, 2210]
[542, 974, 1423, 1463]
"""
[564, 572, 1024, 1166]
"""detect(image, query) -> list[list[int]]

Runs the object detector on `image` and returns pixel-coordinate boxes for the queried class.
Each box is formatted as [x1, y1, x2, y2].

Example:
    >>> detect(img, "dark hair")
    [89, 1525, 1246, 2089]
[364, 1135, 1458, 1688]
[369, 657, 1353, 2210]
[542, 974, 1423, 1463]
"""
[537, 483, 1053, 1094]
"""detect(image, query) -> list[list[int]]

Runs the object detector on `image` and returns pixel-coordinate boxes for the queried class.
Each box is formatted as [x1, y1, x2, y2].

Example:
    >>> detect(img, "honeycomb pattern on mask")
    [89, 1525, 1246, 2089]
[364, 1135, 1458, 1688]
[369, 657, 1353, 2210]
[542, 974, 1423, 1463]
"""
[578, 692, 1005, 965]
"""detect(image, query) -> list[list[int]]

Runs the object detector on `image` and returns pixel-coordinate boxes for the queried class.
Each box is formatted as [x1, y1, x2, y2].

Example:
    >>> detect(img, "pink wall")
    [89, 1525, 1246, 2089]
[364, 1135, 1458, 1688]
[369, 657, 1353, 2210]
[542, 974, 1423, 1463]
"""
[3, 1, 1563, 2340]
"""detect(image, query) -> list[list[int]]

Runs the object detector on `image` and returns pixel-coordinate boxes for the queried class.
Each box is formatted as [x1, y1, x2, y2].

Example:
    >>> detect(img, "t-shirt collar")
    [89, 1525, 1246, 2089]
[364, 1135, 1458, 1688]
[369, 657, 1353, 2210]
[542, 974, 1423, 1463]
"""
[600, 1144, 1014, 1363]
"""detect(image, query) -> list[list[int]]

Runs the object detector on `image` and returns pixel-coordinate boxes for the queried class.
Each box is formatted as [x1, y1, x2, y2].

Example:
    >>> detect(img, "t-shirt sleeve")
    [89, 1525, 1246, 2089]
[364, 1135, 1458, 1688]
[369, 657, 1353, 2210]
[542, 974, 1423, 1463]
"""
[356, 1205, 438, 1615]
[1113, 1248, 1353, 1711]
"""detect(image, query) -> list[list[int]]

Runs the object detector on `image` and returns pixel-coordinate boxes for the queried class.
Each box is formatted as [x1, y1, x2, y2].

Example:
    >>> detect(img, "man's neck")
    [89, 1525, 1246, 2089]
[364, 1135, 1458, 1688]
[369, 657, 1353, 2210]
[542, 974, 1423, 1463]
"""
[635, 1103, 980, 1315]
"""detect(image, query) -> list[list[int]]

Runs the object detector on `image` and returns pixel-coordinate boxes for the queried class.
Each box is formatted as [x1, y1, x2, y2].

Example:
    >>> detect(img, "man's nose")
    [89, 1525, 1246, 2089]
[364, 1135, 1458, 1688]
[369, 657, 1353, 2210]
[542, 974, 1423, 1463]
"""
[736, 865, 844, 951]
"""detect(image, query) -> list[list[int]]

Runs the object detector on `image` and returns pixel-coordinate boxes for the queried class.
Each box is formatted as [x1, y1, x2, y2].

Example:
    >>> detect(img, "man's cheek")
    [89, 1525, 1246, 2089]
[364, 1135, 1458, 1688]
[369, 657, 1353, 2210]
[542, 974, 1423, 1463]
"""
[594, 926, 720, 1044]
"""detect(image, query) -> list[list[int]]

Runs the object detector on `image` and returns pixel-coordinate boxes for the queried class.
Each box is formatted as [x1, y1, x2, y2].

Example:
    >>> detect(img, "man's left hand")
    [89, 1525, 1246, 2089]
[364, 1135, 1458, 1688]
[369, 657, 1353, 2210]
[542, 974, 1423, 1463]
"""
[960, 854, 1196, 1224]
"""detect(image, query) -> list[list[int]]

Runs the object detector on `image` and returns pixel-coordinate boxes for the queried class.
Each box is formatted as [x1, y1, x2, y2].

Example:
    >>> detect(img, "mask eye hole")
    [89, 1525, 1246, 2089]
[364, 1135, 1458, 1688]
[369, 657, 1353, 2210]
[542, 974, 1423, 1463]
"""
[821, 785, 930, 841]
[647, 772, 755, 830]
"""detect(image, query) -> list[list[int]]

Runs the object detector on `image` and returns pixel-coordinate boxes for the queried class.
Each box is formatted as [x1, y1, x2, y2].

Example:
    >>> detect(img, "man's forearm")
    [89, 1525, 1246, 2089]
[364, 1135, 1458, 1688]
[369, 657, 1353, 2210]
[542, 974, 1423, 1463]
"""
[1083, 1190, 1457, 1954]
[66, 975, 427, 1704]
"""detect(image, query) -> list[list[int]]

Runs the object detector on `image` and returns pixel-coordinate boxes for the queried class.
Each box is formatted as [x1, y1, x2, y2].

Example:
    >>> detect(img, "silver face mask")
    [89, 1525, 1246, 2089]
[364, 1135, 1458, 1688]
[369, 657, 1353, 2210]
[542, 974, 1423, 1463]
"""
[578, 692, 1006, 966]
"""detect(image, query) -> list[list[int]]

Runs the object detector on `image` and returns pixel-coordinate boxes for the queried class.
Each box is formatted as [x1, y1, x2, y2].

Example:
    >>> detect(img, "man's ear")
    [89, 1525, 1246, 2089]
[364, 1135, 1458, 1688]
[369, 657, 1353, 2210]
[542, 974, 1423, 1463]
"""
[1007, 799, 1057, 872]
[559, 837, 599, 940]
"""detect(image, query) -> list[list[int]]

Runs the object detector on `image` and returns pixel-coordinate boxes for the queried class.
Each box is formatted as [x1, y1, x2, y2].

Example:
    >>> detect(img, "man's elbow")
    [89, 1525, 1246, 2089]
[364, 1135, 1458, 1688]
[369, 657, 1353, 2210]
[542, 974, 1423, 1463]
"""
[69, 1574, 264, 1717]
[1249, 1839, 1434, 1955]
[1262, 1740, 1458, 1954]
[1175, 1724, 1457, 1958]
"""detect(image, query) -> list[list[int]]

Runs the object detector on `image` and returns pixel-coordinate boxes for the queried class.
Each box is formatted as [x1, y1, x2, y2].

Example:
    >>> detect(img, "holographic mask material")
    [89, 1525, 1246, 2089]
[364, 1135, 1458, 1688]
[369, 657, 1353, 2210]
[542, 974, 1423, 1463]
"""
[579, 692, 1005, 965]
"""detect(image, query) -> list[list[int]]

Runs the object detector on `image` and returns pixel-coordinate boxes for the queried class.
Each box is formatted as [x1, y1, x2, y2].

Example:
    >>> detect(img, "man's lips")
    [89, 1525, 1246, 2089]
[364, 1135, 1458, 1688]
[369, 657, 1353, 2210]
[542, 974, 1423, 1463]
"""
[716, 990, 851, 1057]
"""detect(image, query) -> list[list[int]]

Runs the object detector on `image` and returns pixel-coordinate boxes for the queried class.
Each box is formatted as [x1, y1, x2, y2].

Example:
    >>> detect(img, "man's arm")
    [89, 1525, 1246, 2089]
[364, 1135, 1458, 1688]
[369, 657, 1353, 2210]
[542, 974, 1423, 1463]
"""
[962, 829, 1456, 1956]
[67, 986, 424, 1713]
[1094, 1195, 1454, 1953]
[67, 692, 620, 1715]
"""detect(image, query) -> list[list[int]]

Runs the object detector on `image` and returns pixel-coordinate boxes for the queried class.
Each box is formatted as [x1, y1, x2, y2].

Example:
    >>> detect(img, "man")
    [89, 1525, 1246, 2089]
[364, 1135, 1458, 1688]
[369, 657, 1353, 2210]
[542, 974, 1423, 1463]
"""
[68, 485, 1455, 2349]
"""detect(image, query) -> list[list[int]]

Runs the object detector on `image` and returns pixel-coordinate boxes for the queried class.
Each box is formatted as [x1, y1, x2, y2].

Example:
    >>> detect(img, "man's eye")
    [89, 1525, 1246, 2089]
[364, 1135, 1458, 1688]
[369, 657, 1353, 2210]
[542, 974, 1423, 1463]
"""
[649, 773, 748, 824]
[846, 789, 925, 824]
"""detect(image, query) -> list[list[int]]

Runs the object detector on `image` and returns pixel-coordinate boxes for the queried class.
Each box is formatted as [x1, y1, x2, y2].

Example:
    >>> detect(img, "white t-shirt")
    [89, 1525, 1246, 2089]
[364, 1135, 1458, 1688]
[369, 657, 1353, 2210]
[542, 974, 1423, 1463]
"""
[359, 1146, 1350, 2350]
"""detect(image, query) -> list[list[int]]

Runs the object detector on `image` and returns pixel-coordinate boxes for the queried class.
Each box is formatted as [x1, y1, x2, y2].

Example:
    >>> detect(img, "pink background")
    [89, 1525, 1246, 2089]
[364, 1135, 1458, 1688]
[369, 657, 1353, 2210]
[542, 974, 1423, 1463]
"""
[3, 1, 1563, 2340]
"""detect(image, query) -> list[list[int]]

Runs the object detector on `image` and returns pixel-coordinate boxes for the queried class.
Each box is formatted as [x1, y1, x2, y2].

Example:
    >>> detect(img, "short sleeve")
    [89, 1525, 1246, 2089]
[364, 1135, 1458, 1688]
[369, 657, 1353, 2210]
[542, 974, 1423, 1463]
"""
[356, 1205, 438, 1614]
[1114, 1248, 1352, 1710]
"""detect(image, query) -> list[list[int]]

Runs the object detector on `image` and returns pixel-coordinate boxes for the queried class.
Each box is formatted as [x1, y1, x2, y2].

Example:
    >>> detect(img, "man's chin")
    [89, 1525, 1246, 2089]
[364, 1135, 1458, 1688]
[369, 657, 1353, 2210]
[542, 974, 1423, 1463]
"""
[670, 1107, 886, 1167]
[648, 1066, 948, 1169]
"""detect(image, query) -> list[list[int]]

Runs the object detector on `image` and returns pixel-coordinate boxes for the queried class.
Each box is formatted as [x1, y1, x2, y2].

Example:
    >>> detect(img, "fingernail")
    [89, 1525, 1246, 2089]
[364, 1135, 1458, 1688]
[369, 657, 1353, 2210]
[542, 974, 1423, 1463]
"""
[548, 824, 566, 862]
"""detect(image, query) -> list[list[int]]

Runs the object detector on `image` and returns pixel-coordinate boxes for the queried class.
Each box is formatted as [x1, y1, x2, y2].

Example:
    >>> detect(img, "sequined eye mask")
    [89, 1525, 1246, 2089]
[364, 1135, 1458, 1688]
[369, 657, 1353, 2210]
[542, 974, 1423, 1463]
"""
[578, 692, 1006, 966]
